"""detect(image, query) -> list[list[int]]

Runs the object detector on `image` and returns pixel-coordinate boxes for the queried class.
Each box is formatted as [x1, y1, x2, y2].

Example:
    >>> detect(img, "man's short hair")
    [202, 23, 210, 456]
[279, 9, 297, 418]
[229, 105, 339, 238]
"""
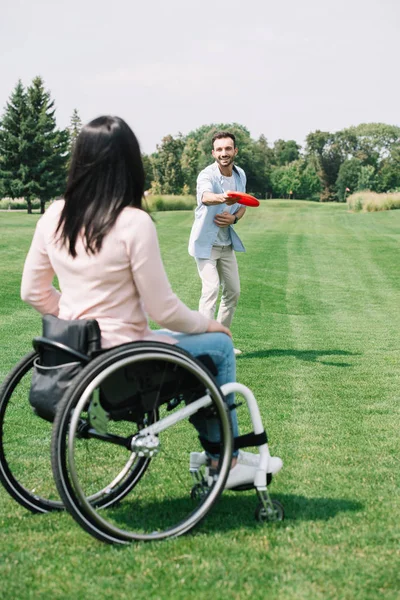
[212, 131, 236, 149]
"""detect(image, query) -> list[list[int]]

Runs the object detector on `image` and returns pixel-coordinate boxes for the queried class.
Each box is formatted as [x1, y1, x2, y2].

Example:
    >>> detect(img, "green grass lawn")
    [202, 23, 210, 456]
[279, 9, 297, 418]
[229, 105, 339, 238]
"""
[1, 201, 399, 599]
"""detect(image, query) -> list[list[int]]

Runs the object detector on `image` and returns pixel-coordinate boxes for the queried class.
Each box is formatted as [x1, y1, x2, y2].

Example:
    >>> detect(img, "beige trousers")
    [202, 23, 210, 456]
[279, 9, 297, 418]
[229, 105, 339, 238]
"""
[195, 245, 240, 328]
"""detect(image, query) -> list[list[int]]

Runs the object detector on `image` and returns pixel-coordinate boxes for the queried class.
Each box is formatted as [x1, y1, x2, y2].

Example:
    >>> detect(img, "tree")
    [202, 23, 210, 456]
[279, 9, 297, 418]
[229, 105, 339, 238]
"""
[0, 77, 69, 213]
[271, 163, 300, 198]
[336, 158, 362, 202]
[297, 161, 321, 199]
[0, 80, 29, 202]
[331, 123, 400, 198]
[305, 130, 344, 201]
[273, 139, 301, 166]
[375, 146, 400, 192]
[357, 165, 375, 191]
[68, 108, 82, 154]
[251, 134, 274, 197]
[141, 153, 154, 191]
[187, 122, 254, 172]
[181, 137, 200, 194]
[151, 134, 185, 194]
[184, 123, 272, 197]
[270, 159, 320, 200]
[338, 123, 400, 159]
[23, 77, 69, 213]
[145, 121, 400, 200]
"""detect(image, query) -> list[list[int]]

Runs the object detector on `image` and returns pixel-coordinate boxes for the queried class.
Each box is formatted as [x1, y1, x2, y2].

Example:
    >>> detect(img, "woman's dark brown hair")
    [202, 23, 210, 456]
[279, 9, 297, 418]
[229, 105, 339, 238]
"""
[56, 115, 145, 257]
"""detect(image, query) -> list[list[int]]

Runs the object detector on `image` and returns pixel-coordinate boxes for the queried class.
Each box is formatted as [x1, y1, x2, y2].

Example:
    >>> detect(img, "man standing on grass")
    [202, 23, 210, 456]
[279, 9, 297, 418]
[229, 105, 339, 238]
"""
[188, 132, 246, 354]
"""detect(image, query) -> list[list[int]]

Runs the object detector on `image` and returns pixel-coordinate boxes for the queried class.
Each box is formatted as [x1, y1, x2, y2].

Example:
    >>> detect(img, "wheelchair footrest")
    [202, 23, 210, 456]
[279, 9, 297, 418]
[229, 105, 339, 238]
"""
[228, 473, 272, 491]
[199, 430, 268, 455]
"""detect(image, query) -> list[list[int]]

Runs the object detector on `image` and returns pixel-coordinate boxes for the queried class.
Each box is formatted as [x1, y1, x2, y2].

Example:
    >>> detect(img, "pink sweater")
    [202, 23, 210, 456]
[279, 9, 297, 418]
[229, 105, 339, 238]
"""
[21, 201, 209, 348]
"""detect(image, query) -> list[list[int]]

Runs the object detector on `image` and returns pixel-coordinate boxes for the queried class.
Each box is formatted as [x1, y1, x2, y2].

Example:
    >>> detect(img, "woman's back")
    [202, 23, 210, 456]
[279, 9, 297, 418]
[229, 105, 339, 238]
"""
[21, 200, 208, 347]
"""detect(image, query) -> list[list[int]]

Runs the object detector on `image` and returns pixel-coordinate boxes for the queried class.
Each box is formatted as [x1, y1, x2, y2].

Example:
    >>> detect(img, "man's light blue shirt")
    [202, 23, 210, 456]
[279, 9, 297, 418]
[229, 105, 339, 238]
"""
[188, 162, 247, 259]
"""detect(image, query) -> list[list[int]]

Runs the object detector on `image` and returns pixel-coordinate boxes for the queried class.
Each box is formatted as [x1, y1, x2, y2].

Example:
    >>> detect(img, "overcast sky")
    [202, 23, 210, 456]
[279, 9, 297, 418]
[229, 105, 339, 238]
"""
[1, 0, 399, 154]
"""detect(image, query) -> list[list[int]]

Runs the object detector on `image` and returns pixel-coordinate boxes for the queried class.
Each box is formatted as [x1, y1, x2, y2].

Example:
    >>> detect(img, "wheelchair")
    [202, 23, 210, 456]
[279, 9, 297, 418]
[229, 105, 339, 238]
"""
[0, 335, 284, 544]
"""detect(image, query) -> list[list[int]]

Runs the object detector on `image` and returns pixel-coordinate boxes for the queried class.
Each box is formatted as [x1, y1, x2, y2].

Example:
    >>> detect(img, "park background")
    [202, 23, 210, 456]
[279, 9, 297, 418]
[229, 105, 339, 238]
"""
[1, 0, 400, 598]
[1, 77, 400, 212]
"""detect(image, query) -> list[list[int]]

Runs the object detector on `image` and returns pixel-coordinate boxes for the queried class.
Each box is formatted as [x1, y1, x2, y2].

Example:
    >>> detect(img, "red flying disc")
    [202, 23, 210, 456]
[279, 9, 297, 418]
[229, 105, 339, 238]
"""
[227, 191, 260, 207]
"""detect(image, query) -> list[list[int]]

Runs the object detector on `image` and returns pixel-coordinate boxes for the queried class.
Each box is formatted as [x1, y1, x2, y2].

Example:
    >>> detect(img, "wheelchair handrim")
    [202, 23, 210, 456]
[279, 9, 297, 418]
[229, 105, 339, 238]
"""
[61, 347, 232, 542]
[0, 352, 63, 513]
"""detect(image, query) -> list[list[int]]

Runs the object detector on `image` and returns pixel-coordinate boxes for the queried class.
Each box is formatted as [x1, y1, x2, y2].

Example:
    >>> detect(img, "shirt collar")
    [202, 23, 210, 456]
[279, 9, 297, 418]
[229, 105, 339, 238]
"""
[213, 161, 240, 178]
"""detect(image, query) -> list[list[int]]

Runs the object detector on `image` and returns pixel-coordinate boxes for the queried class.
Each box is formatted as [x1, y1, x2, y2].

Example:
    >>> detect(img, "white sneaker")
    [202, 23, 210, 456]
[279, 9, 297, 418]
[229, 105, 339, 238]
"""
[225, 451, 283, 490]
[236, 450, 260, 466]
[190, 450, 261, 471]
[189, 451, 207, 471]
[233, 348, 242, 355]
[196, 449, 283, 489]
[234, 450, 283, 472]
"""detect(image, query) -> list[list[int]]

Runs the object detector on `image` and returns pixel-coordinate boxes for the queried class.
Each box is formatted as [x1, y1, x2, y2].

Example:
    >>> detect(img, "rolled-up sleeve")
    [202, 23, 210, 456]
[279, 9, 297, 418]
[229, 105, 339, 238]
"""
[21, 217, 61, 315]
[196, 170, 213, 206]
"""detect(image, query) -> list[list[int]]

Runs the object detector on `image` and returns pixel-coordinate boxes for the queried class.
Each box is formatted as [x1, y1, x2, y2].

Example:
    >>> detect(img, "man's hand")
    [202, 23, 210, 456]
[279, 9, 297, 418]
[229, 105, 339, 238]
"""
[214, 211, 236, 228]
[202, 190, 237, 206]
[223, 190, 237, 206]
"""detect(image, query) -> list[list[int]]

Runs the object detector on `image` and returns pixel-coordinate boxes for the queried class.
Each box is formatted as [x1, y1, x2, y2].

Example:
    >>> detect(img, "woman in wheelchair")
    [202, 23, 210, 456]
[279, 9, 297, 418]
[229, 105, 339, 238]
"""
[9, 116, 283, 541]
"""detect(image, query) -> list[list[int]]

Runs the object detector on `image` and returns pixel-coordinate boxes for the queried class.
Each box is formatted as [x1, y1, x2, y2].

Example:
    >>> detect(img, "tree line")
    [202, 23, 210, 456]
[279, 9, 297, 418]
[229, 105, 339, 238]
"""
[150, 123, 400, 201]
[1, 78, 399, 213]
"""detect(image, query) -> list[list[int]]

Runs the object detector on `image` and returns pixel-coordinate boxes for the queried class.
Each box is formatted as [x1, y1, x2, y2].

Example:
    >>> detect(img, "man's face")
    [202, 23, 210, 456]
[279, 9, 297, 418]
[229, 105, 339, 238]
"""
[212, 137, 238, 168]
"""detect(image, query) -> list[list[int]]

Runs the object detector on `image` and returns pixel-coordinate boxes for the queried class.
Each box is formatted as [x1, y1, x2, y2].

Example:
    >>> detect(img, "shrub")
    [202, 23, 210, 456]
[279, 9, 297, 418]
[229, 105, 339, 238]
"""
[0, 195, 197, 213]
[347, 191, 400, 212]
[144, 194, 196, 212]
[0, 197, 41, 210]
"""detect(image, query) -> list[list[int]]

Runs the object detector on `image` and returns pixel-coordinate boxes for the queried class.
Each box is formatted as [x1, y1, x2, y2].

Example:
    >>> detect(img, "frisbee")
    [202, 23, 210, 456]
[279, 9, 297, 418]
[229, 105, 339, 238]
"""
[227, 191, 260, 207]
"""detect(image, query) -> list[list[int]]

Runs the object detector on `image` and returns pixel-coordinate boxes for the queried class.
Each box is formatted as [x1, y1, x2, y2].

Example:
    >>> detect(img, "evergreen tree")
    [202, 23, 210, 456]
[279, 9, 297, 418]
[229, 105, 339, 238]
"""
[68, 108, 82, 153]
[0, 80, 29, 202]
[0, 77, 69, 213]
[24, 76, 69, 213]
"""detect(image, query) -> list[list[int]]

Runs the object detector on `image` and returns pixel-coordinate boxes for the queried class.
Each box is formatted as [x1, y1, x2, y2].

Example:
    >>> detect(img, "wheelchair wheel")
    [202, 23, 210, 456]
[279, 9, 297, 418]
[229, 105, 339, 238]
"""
[0, 352, 63, 513]
[255, 499, 285, 522]
[51, 342, 233, 544]
[0, 352, 152, 514]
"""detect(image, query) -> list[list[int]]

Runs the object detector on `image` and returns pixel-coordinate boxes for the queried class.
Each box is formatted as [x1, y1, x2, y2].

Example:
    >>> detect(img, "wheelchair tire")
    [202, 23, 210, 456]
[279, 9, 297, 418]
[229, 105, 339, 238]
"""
[51, 341, 233, 543]
[255, 499, 285, 522]
[0, 351, 63, 513]
[0, 352, 152, 515]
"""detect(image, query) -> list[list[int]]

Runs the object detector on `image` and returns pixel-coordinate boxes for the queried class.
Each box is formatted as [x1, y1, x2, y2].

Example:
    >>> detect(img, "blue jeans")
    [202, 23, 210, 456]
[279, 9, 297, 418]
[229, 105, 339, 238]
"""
[156, 331, 239, 457]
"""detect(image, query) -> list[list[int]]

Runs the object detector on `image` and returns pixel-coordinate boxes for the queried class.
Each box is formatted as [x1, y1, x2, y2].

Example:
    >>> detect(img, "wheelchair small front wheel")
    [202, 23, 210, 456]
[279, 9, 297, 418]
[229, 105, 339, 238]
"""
[190, 482, 209, 501]
[255, 499, 285, 523]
